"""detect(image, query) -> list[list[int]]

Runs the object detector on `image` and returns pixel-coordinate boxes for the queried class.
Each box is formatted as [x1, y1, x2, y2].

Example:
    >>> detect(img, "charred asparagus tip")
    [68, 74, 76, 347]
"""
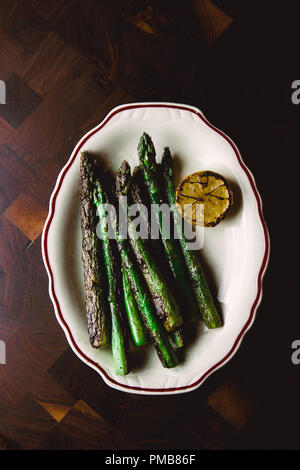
[161, 147, 174, 177]
[115, 160, 131, 196]
[120, 160, 130, 174]
[137, 133, 157, 170]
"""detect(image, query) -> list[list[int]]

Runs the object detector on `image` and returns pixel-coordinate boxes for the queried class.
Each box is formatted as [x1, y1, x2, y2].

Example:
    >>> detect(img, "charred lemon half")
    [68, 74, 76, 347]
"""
[175, 170, 233, 227]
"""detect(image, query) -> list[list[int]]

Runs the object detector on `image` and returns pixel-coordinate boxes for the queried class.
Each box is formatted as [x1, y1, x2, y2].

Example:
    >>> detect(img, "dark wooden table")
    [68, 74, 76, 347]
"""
[0, 0, 298, 450]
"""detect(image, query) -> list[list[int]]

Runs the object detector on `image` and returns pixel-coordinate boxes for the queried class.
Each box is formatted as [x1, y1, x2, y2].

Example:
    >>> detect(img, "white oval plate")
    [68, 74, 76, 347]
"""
[42, 102, 269, 395]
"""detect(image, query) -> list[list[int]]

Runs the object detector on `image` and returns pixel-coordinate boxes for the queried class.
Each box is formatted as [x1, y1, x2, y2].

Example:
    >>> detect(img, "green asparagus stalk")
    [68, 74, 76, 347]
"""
[161, 147, 222, 328]
[115, 161, 183, 333]
[80, 152, 110, 348]
[94, 174, 130, 375]
[113, 223, 178, 368]
[122, 266, 149, 346]
[137, 133, 200, 322]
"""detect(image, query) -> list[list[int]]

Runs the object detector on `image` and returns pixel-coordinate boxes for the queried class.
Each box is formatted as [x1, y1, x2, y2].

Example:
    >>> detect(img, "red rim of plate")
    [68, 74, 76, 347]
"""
[42, 103, 270, 394]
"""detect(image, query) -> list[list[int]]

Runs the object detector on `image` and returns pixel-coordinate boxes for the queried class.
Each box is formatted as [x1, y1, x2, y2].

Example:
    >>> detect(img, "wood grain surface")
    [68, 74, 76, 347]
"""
[0, 0, 299, 450]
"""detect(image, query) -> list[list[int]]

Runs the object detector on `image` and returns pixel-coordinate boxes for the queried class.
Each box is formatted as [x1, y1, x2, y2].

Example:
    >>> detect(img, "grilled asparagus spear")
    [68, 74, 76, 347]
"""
[137, 133, 200, 322]
[94, 175, 130, 375]
[122, 266, 149, 347]
[115, 161, 183, 333]
[80, 152, 110, 348]
[161, 147, 222, 328]
[117, 242, 178, 368]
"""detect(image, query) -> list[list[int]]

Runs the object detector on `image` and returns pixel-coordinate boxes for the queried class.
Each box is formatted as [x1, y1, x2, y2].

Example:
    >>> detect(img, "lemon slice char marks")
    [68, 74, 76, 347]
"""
[175, 170, 233, 227]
